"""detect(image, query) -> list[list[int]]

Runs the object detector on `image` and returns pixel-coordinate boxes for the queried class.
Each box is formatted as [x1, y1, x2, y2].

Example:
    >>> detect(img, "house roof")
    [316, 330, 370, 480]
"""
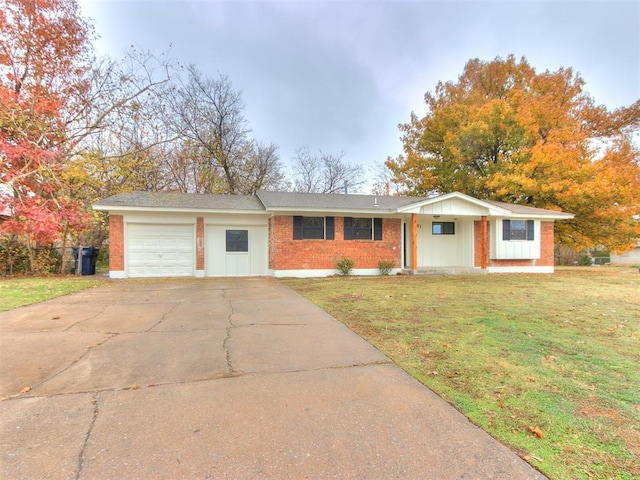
[92, 191, 266, 212]
[484, 199, 574, 219]
[92, 190, 574, 219]
[256, 190, 424, 214]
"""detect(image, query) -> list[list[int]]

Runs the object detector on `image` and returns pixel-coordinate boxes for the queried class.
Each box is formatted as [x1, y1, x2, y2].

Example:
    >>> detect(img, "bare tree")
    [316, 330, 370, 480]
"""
[370, 161, 404, 196]
[163, 65, 285, 194]
[291, 147, 365, 193]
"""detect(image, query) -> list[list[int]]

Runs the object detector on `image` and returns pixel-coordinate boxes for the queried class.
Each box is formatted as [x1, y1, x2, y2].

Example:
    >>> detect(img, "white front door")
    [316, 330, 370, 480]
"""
[127, 224, 195, 277]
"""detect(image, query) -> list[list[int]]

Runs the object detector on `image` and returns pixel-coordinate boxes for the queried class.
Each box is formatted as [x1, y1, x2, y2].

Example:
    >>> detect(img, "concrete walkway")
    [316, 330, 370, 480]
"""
[0, 278, 546, 479]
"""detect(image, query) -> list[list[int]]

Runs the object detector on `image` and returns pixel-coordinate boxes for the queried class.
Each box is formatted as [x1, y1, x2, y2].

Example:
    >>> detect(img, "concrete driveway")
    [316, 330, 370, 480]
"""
[0, 278, 546, 479]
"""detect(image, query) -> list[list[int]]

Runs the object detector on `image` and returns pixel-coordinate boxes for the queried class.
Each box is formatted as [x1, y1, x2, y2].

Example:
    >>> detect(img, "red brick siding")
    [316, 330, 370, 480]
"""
[473, 219, 489, 268]
[269, 216, 401, 271]
[196, 217, 204, 270]
[109, 215, 124, 271]
[475, 220, 555, 268]
[539, 221, 555, 265]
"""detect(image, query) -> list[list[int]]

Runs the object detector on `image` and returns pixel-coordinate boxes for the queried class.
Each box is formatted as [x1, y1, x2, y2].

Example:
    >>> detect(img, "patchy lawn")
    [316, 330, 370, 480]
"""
[282, 267, 640, 480]
[0, 276, 108, 311]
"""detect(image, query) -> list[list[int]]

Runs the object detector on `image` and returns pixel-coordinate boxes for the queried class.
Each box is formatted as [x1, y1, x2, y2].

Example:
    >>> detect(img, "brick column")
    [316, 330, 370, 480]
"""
[196, 217, 205, 274]
[109, 215, 124, 273]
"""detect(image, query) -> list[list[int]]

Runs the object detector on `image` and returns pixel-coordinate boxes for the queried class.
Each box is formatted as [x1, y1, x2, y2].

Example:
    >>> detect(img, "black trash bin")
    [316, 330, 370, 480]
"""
[73, 247, 99, 275]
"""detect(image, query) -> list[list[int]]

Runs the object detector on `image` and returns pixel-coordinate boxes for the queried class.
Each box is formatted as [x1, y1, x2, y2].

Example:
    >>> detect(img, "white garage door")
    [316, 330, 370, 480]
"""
[205, 225, 268, 276]
[127, 224, 195, 278]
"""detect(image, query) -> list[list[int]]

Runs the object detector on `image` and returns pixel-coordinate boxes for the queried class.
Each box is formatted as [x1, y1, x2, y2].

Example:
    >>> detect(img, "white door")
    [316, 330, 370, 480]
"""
[205, 225, 268, 276]
[127, 224, 195, 277]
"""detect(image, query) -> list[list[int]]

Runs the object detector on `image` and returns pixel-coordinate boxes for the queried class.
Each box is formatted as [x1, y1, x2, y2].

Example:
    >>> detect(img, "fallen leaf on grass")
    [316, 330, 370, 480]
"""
[20, 386, 32, 394]
[443, 343, 451, 348]
[528, 425, 545, 438]
[544, 355, 556, 362]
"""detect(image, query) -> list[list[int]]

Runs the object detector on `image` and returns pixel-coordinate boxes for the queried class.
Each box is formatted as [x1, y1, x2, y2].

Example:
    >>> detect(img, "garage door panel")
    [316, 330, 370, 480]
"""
[127, 224, 195, 278]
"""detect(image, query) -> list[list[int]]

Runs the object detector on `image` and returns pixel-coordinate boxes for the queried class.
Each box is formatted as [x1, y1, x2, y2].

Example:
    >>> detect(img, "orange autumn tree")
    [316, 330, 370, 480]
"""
[0, 0, 94, 272]
[387, 55, 640, 252]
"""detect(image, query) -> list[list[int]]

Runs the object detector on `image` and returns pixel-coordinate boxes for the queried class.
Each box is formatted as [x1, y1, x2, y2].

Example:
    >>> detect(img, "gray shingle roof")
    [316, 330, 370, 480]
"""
[93, 190, 573, 219]
[93, 191, 266, 211]
[256, 190, 426, 213]
[484, 199, 574, 218]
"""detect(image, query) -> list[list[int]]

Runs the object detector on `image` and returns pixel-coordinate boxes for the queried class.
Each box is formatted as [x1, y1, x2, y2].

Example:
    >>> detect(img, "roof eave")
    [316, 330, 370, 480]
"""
[91, 204, 268, 215]
[396, 192, 513, 216]
[266, 207, 399, 215]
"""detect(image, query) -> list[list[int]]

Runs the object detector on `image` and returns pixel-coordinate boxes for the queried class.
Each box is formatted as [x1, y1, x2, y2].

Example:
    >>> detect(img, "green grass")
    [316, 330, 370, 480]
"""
[0, 276, 107, 311]
[282, 267, 640, 480]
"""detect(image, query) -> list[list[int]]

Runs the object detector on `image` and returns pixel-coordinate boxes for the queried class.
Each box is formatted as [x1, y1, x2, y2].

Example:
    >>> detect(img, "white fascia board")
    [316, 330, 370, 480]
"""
[503, 213, 575, 220]
[397, 192, 512, 216]
[265, 208, 398, 216]
[91, 205, 269, 216]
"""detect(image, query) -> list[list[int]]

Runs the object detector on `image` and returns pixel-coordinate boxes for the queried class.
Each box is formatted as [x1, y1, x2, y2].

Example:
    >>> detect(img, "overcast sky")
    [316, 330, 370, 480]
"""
[78, 0, 639, 190]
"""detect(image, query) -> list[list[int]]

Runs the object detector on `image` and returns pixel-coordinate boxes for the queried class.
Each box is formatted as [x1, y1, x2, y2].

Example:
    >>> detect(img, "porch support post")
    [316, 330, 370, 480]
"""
[411, 213, 418, 272]
[480, 215, 488, 270]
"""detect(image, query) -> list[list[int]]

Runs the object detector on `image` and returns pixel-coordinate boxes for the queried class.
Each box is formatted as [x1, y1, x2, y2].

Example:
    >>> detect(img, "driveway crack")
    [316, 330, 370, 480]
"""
[30, 334, 118, 393]
[146, 302, 180, 332]
[75, 393, 99, 480]
[63, 304, 110, 332]
[222, 289, 236, 376]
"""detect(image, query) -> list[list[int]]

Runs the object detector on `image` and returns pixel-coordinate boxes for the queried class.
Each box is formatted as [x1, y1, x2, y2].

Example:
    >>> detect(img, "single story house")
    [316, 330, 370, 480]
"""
[92, 190, 574, 278]
[611, 239, 640, 265]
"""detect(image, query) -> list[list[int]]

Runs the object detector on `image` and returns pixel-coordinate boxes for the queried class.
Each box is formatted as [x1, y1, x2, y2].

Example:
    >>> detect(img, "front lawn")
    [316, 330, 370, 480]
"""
[282, 267, 640, 480]
[0, 276, 108, 312]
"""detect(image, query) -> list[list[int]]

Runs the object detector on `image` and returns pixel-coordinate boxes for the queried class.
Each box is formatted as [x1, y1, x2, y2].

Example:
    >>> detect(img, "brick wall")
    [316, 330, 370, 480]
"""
[474, 220, 555, 268]
[196, 217, 204, 270]
[109, 215, 124, 271]
[269, 216, 401, 271]
[473, 219, 489, 268]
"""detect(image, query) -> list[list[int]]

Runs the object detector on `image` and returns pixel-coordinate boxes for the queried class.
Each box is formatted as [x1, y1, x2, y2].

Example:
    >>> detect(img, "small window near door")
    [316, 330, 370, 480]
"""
[226, 230, 248, 252]
[432, 222, 455, 235]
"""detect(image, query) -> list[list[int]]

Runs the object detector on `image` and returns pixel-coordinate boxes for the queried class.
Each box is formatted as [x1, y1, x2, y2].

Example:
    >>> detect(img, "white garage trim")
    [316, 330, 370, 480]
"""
[126, 223, 195, 278]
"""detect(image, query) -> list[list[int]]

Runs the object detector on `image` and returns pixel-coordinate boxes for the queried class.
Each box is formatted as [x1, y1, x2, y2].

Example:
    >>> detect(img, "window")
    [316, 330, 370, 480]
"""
[293, 216, 334, 240]
[432, 222, 455, 235]
[344, 217, 383, 240]
[503, 220, 534, 241]
[226, 229, 248, 252]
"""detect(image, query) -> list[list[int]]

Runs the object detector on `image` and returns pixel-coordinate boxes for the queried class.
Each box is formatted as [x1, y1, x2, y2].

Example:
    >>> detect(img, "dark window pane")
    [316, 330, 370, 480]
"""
[293, 216, 303, 240]
[503, 220, 534, 241]
[226, 230, 248, 252]
[303, 217, 324, 239]
[352, 218, 373, 240]
[344, 217, 354, 240]
[373, 218, 383, 240]
[508, 220, 527, 240]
